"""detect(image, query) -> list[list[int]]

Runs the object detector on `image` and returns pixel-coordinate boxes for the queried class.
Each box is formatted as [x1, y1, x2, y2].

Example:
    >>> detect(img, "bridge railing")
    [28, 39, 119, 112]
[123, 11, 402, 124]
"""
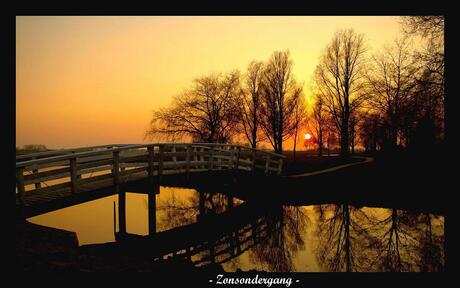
[15, 143, 285, 205]
[15, 144, 136, 162]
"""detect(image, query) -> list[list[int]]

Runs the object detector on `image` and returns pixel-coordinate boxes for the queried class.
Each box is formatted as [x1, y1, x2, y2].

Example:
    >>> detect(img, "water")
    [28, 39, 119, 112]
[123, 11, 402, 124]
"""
[28, 187, 444, 272]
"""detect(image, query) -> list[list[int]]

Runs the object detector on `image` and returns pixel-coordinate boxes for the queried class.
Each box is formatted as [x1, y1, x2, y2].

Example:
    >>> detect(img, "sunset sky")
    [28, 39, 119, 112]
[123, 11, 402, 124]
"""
[16, 16, 407, 149]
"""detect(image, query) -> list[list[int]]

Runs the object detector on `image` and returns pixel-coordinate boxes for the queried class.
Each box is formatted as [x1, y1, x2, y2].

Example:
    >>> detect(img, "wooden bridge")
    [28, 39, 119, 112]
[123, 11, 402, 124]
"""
[16, 143, 285, 217]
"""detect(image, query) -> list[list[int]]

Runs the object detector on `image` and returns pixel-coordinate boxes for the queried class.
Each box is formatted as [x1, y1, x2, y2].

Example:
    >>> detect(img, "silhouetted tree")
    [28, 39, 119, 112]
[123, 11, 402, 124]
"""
[314, 29, 368, 157]
[292, 94, 307, 161]
[259, 50, 303, 154]
[358, 113, 383, 153]
[238, 61, 266, 148]
[401, 16, 445, 142]
[146, 72, 240, 143]
[417, 214, 444, 272]
[348, 109, 365, 154]
[366, 37, 418, 150]
[309, 95, 328, 156]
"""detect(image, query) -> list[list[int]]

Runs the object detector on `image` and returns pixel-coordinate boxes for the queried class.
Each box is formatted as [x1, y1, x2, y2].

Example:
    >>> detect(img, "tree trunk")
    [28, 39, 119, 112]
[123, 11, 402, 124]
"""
[318, 128, 323, 156]
[340, 123, 349, 157]
[341, 95, 350, 157]
[293, 126, 298, 162]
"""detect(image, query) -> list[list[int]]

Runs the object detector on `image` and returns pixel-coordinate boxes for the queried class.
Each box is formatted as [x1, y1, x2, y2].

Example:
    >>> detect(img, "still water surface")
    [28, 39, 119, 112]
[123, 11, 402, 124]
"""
[28, 187, 444, 272]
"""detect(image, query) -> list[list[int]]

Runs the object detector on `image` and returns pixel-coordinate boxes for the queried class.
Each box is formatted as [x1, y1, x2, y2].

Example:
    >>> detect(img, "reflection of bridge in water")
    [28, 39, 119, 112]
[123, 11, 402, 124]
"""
[79, 185, 284, 268]
[16, 143, 284, 217]
[152, 201, 282, 267]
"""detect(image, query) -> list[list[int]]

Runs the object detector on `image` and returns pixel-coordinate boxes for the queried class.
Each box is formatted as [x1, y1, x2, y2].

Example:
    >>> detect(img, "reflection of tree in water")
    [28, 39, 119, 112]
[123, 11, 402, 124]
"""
[247, 206, 310, 272]
[155, 190, 239, 231]
[417, 214, 444, 272]
[156, 190, 198, 231]
[366, 209, 444, 272]
[367, 209, 421, 271]
[314, 204, 375, 272]
[314, 204, 445, 272]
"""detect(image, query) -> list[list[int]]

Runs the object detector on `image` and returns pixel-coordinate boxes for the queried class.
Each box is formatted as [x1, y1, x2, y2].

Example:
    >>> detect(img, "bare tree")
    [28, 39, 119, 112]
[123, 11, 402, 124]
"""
[146, 71, 240, 143]
[259, 50, 303, 154]
[401, 16, 444, 43]
[309, 95, 327, 156]
[292, 94, 307, 162]
[401, 16, 445, 142]
[358, 113, 383, 153]
[314, 29, 367, 157]
[238, 61, 265, 148]
[366, 37, 418, 149]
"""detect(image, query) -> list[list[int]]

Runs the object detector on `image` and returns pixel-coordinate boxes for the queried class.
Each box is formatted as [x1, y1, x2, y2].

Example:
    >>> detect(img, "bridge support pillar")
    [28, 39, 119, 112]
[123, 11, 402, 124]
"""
[117, 185, 126, 237]
[148, 189, 156, 236]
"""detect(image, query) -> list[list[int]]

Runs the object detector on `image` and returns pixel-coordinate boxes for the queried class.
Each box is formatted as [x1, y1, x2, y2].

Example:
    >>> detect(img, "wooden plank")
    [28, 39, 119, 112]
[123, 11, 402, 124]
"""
[119, 166, 148, 177]
[24, 166, 70, 182]
[77, 154, 112, 163]
[25, 160, 69, 171]
[119, 163, 148, 168]
[77, 158, 113, 170]
[78, 173, 114, 185]
[78, 165, 113, 175]
[24, 171, 70, 185]
[120, 155, 148, 163]
[30, 181, 71, 195]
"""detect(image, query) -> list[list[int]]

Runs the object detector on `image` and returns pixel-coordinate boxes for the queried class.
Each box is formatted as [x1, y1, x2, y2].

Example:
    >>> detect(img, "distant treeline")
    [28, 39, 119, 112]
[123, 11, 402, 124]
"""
[146, 16, 444, 157]
[16, 144, 50, 155]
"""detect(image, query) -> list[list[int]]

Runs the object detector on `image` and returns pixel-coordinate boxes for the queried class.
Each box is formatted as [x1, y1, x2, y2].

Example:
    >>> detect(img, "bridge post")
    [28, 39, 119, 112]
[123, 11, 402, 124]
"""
[16, 167, 25, 206]
[117, 185, 126, 237]
[31, 157, 41, 189]
[71, 152, 82, 182]
[147, 146, 154, 178]
[200, 147, 205, 168]
[265, 155, 270, 174]
[277, 158, 283, 175]
[171, 145, 177, 168]
[193, 146, 197, 168]
[70, 157, 78, 194]
[158, 145, 164, 186]
[209, 146, 214, 171]
[113, 151, 120, 185]
[234, 146, 240, 170]
[148, 190, 156, 236]
[185, 145, 191, 178]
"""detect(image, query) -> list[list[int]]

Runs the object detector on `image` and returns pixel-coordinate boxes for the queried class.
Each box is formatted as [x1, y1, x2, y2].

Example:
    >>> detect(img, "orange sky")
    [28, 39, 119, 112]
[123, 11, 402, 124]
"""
[16, 16, 406, 149]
